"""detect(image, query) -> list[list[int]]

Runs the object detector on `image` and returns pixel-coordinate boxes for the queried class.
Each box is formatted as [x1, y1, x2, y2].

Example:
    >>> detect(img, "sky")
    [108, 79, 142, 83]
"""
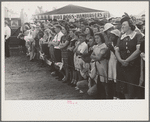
[3, 1, 148, 20]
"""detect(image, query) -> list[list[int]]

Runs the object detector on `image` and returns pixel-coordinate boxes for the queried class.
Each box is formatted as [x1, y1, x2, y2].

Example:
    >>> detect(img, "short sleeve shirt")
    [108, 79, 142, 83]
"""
[52, 31, 64, 49]
[77, 41, 88, 54]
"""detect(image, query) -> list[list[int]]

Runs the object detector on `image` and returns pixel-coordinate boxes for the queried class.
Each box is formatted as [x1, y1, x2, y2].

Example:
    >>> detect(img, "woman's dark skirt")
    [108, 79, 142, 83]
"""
[116, 61, 141, 99]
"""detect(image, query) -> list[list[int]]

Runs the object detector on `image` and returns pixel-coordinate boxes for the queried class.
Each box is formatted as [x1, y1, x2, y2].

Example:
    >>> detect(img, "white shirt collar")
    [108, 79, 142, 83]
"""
[121, 31, 137, 40]
[59, 31, 64, 35]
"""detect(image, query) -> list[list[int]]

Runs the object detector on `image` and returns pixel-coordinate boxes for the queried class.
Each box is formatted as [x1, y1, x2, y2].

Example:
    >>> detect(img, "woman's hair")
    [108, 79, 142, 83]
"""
[89, 36, 95, 42]
[24, 22, 30, 27]
[74, 31, 82, 38]
[127, 20, 136, 31]
[55, 25, 62, 30]
[120, 17, 135, 31]
[24, 23, 31, 30]
[93, 24, 100, 32]
[94, 32, 105, 43]
[85, 27, 94, 37]
[62, 24, 69, 34]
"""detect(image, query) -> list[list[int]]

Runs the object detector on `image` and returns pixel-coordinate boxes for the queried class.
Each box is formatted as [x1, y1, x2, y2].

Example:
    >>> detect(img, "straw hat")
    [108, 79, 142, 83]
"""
[103, 23, 114, 32]
[110, 29, 121, 37]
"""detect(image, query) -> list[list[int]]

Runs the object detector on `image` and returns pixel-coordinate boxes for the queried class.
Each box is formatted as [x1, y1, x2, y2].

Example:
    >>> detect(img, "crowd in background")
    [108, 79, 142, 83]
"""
[10, 13, 145, 99]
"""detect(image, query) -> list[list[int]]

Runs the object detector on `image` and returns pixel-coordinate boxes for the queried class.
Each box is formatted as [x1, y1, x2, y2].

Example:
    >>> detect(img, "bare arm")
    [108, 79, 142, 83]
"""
[125, 49, 141, 62]
[90, 48, 108, 61]
[67, 46, 75, 51]
[115, 48, 123, 63]
[73, 44, 79, 53]
[50, 41, 60, 46]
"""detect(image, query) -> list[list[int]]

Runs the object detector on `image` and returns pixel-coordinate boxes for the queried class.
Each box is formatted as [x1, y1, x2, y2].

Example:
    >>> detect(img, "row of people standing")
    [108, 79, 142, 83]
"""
[18, 14, 145, 99]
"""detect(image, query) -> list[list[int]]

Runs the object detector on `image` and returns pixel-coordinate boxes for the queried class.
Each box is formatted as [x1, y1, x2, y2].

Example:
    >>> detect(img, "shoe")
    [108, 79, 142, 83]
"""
[79, 90, 84, 94]
[71, 80, 74, 84]
[62, 77, 66, 81]
[75, 86, 79, 90]
[62, 80, 68, 83]
[51, 72, 58, 77]
[51, 72, 56, 75]
[58, 78, 63, 81]
[26, 53, 30, 56]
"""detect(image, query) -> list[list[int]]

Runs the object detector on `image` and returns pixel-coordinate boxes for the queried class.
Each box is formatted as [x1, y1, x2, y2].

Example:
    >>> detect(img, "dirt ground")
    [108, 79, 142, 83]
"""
[5, 50, 93, 100]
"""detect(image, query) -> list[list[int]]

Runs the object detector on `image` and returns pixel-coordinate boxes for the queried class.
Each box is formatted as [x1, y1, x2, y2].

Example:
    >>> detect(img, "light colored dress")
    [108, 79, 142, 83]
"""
[74, 41, 80, 71]
[108, 43, 117, 82]
[93, 43, 108, 83]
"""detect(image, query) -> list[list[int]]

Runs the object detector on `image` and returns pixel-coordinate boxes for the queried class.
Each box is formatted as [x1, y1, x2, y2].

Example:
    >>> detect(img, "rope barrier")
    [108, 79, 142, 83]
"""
[41, 54, 145, 89]
[66, 63, 145, 89]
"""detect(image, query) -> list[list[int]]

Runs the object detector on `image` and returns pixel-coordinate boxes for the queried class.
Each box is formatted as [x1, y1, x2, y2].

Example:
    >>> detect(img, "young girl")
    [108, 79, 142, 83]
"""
[73, 33, 88, 89]
[59, 25, 71, 83]
[91, 32, 109, 99]
[67, 29, 79, 85]
[77, 36, 97, 94]
[70, 31, 82, 87]
[84, 27, 94, 43]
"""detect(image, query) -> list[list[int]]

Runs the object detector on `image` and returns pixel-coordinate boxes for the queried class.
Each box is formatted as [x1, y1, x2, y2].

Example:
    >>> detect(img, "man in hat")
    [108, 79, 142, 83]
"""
[49, 24, 64, 76]
[5, 20, 11, 57]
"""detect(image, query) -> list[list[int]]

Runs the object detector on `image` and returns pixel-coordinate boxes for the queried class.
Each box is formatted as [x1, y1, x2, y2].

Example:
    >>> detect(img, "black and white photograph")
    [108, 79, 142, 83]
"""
[2, 1, 149, 121]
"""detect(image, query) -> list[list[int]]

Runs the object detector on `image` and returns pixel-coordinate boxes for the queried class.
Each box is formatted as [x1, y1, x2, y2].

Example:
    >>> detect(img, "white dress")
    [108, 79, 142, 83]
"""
[108, 44, 117, 82]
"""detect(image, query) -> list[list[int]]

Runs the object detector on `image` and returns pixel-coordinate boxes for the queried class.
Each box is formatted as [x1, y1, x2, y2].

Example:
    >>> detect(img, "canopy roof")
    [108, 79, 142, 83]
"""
[36, 4, 106, 16]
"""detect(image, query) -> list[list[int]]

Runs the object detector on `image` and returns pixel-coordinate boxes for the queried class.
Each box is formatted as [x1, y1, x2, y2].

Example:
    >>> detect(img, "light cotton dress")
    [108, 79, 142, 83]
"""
[93, 43, 108, 83]
[108, 43, 117, 82]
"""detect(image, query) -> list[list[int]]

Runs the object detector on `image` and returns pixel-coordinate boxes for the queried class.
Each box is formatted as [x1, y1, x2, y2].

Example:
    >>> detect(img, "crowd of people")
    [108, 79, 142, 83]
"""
[12, 13, 145, 99]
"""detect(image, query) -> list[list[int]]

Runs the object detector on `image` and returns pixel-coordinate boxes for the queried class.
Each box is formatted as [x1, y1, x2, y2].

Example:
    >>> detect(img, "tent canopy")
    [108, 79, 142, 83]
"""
[36, 4, 106, 16]
[34, 4, 110, 20]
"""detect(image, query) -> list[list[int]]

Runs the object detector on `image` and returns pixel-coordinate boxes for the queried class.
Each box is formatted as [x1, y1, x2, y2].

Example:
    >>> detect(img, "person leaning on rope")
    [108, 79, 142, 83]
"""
[49, 25, 64, 78]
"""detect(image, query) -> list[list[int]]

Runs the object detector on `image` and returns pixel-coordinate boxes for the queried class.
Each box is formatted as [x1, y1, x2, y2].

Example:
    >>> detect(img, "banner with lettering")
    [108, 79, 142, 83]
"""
[35, 11, 110, 20]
